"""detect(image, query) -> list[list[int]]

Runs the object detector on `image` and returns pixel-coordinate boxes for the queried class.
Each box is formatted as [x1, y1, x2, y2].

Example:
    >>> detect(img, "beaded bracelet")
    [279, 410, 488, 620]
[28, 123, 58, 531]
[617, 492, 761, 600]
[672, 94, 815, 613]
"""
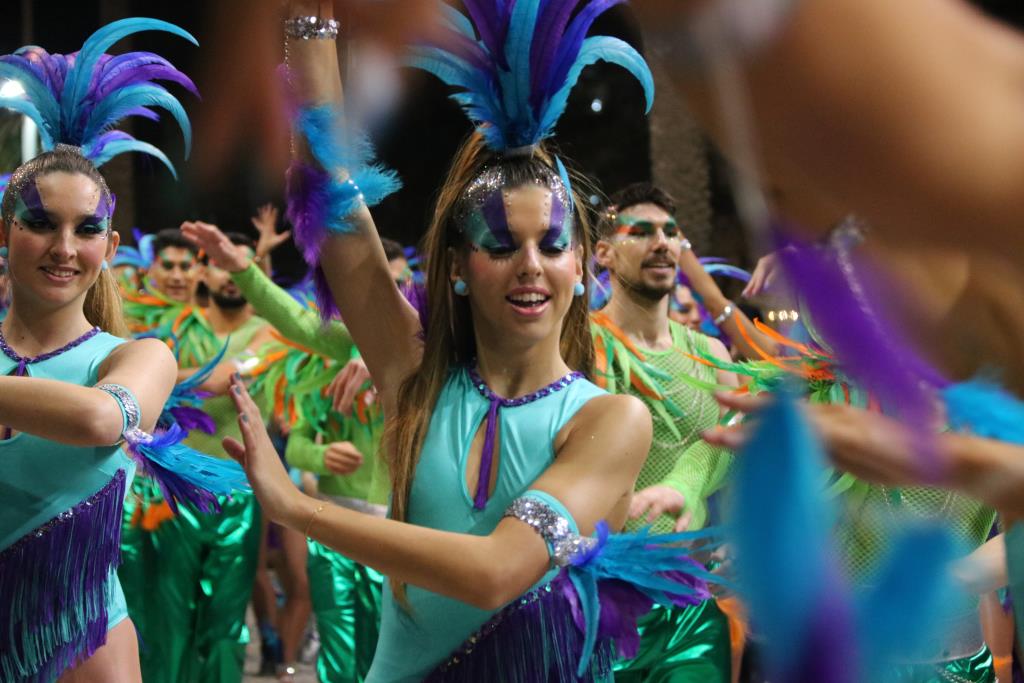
[284, 16, 340, 41]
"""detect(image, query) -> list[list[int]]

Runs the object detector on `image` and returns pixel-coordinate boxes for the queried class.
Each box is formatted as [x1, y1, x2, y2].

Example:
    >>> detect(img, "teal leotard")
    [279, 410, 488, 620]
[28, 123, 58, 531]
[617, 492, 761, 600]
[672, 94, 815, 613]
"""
[366, 366, 604, 682]
[0, 331, 136, 650]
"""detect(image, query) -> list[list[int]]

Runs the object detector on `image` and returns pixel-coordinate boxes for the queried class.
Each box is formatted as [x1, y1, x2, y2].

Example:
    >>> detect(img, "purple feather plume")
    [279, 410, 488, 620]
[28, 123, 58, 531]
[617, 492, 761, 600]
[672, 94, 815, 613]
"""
[168, 406, 216, 435]
[774, 223, 948, 476]
[125, 424, 250, 515]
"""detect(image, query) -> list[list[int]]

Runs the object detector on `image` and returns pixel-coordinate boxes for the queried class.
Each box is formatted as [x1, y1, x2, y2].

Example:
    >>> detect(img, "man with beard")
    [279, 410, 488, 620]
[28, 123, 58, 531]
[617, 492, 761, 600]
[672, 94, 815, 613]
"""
[591, 183, 740, 682]
[145, 226, 275, 683]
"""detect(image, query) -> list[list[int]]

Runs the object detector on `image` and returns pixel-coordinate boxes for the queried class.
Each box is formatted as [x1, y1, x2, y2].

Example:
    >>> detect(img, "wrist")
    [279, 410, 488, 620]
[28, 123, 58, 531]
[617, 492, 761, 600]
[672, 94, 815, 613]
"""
[283, 491, 317, 532]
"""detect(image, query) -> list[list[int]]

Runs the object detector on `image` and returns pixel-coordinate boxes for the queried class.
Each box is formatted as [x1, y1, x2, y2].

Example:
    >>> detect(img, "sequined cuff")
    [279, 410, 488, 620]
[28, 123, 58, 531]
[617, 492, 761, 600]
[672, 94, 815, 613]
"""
[504, 495, 596, 568]
[95, 382, 144, 442]
[284, 16, 340, 40]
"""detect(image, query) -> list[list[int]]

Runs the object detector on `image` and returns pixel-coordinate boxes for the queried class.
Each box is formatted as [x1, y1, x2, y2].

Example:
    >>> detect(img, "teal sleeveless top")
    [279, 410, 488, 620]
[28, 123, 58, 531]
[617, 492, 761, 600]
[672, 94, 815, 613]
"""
[0, 331, 135, 551]
[367, 366, 605, 683]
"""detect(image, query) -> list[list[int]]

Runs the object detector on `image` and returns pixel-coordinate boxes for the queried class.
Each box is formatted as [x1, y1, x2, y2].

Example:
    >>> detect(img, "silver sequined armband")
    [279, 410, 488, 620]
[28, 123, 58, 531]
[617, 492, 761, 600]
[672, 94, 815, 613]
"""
[284, 16, 340, 40]
[504, 496, 597, 568]
[95, 382, 146, 443]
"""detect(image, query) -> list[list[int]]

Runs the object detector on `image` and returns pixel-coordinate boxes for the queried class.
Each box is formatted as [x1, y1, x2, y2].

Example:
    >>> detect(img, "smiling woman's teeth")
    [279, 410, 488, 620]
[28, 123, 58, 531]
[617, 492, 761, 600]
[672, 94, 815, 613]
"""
[508, 293, 549, 307]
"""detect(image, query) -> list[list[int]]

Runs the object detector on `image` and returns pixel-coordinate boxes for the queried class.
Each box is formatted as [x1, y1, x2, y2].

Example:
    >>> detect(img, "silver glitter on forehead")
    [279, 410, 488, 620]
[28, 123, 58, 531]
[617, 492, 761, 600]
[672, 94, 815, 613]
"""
[454, 164, 572, 227]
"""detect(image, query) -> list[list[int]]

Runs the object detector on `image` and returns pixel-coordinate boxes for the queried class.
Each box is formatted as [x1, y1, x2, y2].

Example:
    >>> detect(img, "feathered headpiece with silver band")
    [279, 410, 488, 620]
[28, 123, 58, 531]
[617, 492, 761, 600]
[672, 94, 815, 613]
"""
[0, 17, 198, 178]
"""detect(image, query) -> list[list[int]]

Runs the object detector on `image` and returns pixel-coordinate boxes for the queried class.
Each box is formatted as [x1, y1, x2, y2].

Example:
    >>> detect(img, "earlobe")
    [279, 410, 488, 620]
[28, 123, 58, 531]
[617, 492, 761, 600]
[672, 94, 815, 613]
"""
[593, 239, 614, 269]
[106, 229, 120, 258]
[447, 245, 464, 285]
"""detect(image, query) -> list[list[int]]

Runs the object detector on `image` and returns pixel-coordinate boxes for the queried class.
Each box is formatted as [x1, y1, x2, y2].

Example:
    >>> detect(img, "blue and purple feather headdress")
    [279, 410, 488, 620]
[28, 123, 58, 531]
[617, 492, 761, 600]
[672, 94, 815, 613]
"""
[0, 17, 198, 178]
[413, 0, 654, 154]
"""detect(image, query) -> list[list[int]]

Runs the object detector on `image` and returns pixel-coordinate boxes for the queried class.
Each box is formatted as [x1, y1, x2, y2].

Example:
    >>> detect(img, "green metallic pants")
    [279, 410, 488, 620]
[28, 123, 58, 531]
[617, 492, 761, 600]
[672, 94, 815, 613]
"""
[307, 539, 383, 682]
[884, 647, 994, 683]
[118, 477, 160, 672]
[144, 493, 261, 683]
[614, 599, 731, 683]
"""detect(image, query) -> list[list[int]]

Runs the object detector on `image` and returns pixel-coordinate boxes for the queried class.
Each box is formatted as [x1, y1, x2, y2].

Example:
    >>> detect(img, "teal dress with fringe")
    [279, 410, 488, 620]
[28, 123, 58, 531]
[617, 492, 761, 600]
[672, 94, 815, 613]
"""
[0, 330, 136, 683]
[367, 366, 605, 683]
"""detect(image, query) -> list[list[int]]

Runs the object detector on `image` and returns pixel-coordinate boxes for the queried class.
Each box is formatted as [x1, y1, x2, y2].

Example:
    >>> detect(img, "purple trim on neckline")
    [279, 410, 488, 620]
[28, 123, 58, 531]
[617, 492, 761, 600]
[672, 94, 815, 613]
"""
[466, 366, 585, 510]
[0, 326, 101, 439]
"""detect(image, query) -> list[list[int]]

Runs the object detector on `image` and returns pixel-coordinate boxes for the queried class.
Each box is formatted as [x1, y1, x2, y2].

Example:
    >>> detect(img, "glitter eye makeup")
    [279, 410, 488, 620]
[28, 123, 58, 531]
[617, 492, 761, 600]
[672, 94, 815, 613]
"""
[12, 176, 112, 235]
[538, 190, 572, 253]
[456, 165, 575, 257]
[14, 181, 49, 228]
[462, 190, 517, 253]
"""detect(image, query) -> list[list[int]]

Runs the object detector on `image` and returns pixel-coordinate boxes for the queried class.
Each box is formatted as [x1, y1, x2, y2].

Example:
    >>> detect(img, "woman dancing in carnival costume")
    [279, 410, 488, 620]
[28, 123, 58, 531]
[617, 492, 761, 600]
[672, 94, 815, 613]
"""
[224, 0, 719, 681]
[0, 18, 249, 683]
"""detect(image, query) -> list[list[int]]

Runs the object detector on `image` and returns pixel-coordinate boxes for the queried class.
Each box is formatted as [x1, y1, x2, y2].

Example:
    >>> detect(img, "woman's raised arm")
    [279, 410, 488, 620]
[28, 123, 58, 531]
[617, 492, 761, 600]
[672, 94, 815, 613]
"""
[286, 0, 422, 398]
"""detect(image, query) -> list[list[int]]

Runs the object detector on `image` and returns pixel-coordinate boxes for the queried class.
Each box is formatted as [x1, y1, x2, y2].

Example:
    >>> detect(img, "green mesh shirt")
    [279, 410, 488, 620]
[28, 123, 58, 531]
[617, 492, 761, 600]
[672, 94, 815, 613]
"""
[591, 317, 732, 533]
[829, 473, 996, 582]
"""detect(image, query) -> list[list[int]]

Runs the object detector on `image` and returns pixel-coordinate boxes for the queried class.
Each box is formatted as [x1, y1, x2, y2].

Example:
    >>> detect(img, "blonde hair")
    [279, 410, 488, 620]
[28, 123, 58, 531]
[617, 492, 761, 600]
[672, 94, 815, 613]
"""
[385, 133, 595, 606]
[2, 145, 128, 337]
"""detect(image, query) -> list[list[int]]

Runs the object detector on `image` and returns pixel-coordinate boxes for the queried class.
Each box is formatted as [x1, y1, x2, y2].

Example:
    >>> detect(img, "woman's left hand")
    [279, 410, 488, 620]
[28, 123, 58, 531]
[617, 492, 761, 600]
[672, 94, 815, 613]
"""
[224, 375, 305, 526]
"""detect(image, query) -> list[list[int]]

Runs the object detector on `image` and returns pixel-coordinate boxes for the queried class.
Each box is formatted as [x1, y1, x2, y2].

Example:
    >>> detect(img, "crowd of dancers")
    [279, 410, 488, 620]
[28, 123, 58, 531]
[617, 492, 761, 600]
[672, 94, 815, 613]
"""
[3, 1, 1024, 682]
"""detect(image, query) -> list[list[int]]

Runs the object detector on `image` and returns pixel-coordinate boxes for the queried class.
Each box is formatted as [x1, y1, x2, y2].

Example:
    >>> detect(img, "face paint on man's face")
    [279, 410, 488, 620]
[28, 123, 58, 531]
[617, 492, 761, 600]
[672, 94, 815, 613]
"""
[613, 215, 681, 240]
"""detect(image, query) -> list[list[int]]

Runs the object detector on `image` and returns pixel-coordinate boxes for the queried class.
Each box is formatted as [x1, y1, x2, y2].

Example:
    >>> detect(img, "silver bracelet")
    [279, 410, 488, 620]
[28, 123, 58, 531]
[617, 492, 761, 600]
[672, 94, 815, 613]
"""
[713, 301, 736, 326]
[284, 16, 340, 40]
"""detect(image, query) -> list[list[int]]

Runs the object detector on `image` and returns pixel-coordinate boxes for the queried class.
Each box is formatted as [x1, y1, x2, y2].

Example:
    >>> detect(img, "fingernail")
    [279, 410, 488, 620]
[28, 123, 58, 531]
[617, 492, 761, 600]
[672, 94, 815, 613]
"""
[241, 414, 249, 423]
[233, 372, 241, 381]
[233, 385, 241, 394]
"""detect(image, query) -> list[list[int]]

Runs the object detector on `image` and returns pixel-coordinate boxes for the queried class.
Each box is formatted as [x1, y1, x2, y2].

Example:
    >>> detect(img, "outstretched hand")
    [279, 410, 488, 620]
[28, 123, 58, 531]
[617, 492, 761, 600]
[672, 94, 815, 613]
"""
[224, 375, 304, 526]
[628, 485, 692, 532]
[252, 204, 291, 259]
[326, 357, 375, 416]
[181, 221, 251, 273]
[742, 252, 781, 299]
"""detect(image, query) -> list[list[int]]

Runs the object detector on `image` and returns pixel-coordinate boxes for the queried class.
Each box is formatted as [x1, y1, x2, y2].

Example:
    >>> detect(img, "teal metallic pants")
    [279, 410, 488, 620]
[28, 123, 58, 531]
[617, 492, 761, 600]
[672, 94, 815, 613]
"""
[144, 493, 261, 683]
[614, 599, 731, 683]
[307, 539, 383, 682]
[885, 647, 993, 683]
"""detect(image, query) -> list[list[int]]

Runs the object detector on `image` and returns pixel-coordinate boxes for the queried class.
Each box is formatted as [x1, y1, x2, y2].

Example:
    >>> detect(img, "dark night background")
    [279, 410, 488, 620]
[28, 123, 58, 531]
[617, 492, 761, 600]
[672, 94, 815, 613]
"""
[0, 0, 1021, 284]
